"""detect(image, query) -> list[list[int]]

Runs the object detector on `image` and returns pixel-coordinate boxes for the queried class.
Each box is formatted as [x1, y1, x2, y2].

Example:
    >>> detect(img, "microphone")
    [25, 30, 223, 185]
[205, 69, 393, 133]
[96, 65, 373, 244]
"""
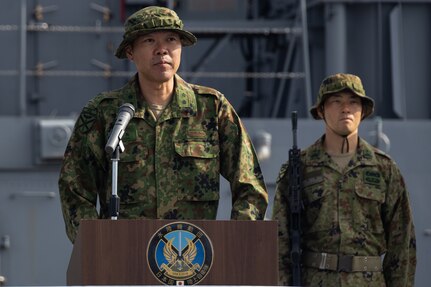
[105, 103, 135, 154]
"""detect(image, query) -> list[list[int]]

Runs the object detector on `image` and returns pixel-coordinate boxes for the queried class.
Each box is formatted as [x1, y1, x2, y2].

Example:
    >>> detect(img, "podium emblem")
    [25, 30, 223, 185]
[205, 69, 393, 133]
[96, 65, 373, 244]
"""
[147, 222, 214, 285]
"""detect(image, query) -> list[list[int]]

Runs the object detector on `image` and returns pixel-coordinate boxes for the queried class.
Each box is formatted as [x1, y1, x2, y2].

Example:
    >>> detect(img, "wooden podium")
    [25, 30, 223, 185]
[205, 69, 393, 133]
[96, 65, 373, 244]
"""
[67, 219, 278, 285]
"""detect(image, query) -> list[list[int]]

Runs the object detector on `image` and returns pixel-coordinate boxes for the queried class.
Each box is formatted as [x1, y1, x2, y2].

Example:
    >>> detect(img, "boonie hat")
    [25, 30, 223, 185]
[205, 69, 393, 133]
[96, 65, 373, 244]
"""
[310, 73, 374, 120]
[115, 6, 197, 59]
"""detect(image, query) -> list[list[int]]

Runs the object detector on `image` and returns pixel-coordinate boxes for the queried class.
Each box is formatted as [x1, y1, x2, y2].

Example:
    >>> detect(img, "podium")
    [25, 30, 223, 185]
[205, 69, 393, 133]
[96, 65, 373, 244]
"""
[67, 219, 278, 285]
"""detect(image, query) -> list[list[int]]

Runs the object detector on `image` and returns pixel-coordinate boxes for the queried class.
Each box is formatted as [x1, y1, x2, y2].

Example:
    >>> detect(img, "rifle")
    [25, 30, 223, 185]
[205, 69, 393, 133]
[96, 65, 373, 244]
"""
[288, 111, 302, 286]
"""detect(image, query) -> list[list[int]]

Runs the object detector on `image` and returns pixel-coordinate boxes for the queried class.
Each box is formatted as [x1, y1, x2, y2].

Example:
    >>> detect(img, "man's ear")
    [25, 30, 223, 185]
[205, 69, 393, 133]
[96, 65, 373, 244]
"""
[125, 45, 133, 60]
[317, 105, 324, 119]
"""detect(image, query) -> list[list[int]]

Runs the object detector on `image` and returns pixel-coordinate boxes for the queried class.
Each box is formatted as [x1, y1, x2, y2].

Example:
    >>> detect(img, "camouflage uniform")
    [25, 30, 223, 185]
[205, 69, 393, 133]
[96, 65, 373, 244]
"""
[59, 74, 268, 243]
[272, 74, 416, 286]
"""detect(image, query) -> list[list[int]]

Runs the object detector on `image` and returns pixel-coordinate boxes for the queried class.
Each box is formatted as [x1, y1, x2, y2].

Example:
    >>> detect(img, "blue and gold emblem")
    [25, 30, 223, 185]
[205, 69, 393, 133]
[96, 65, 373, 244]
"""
[147, 222, 214, 285]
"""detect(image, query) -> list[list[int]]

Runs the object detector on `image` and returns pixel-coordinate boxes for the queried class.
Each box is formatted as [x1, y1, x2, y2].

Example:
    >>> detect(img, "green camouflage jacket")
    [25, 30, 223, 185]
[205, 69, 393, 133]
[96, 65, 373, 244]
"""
[59, 74, 268, 243]
[272, 136, 416, 287]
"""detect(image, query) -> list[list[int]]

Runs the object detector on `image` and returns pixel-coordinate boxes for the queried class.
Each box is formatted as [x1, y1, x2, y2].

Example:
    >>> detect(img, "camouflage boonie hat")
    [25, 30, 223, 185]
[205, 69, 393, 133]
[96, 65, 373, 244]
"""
[310, 73, 374, 120]
[115, 6, 197, 59]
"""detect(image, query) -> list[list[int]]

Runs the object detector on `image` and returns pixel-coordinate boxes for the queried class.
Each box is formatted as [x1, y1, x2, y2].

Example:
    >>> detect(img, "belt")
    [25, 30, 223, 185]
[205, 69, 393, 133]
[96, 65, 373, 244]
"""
[303, 251, 382, 272]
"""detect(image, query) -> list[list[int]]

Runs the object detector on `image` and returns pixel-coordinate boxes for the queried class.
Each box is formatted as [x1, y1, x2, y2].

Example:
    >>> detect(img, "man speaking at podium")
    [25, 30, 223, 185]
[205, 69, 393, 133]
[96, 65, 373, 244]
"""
[58, 6, 268, 243]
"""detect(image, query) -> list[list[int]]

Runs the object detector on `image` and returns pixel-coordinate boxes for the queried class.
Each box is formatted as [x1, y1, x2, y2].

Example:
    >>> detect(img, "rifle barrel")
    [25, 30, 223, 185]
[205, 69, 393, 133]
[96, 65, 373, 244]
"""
[292, 111, 297, 148]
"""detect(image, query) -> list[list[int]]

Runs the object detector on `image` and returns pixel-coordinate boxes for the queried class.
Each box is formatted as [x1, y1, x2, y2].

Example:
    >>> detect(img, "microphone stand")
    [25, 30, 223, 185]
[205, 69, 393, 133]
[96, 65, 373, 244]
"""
[109, 139, 125, 220]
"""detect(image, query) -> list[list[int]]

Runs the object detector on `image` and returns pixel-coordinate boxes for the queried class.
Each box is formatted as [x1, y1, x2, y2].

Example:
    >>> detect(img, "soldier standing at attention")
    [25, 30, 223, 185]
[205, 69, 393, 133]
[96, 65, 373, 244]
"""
[59, 6, 268, 243]
[272, 73, 416, 286]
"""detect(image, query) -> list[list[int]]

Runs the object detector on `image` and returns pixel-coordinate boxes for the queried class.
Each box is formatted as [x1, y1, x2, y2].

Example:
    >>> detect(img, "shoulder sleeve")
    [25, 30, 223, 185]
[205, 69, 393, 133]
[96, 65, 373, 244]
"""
[272, 161, 291, 285]
[381, 158, 416, 286]
[215, 91, 268, 220]
[58, 96, 109, 243]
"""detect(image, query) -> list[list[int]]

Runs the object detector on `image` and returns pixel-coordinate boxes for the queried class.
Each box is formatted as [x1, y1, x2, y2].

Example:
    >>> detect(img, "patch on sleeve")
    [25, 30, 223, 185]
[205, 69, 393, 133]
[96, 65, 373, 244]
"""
[75, 106, 97, 134]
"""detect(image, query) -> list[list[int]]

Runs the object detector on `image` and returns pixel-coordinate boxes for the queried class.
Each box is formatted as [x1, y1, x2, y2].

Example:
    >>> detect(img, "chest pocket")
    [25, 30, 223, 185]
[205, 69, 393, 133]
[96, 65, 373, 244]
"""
[354, 184, 385, 203]
[173, 140, 220, 202]
[302, 170, 334, 233]
[303, 170, 327, 205]
[353, 170, 386, 234]
[173, 126, 220, 202]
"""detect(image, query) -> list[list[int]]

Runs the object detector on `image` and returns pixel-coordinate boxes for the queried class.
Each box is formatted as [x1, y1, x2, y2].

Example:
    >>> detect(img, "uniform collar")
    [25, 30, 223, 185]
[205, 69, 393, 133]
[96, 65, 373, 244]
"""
[305, 135, 380, 168]
[120, 74, 197, 120]
[169, 74, 197, 118]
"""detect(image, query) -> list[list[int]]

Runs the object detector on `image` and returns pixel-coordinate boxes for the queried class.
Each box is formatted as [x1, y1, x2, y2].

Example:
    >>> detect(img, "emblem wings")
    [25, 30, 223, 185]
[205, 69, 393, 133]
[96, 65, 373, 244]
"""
[183, 238, 197, 264]
[163, 238, 178, 264]
[163, 238, 197, 265]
